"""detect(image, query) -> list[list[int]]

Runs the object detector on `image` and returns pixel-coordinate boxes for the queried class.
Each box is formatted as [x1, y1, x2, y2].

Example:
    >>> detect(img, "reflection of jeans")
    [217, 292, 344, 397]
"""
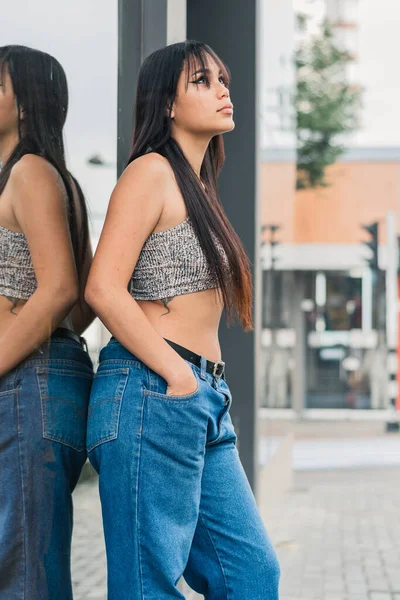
[0, 337, 93, 600]
[88, 338, 280, 599]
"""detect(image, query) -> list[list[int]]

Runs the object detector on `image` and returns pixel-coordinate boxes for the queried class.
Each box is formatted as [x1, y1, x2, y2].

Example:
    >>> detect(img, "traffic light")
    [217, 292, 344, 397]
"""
[361, 221, 379, 270]
[261, 224, 281, 268]
[269, 224, 281, 269]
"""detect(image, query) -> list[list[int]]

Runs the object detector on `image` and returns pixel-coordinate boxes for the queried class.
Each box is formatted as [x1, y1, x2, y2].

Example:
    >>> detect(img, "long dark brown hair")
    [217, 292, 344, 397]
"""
[0, 45, 90, 294]
[127, 40, 253, 331]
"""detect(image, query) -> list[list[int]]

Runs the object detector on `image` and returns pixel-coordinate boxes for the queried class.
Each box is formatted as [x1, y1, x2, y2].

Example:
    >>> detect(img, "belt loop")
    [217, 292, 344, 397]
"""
[200, 355, 207, 380]
[80, 336, 89, 353]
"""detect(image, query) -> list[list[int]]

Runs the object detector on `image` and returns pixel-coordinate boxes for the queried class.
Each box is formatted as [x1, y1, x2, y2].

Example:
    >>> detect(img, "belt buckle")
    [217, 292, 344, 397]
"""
[212, 360, 225, 379]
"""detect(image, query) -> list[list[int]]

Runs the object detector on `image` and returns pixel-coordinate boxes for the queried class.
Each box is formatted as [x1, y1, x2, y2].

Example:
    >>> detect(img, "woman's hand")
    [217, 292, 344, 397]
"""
[165, 364, 198, 397]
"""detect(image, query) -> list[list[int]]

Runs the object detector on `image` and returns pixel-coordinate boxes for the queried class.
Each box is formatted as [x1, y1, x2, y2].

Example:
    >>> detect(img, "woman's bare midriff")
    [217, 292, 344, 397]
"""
[137, 287, 224, 362]
[0, 295, 72, 339]
[0, 289, 223, 363]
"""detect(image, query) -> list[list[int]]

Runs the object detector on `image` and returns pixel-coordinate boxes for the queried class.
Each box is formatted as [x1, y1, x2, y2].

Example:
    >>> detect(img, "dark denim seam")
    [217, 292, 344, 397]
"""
[135, 385, 146, 599]
[198, 512, 230, 599]
[15, 387, 27, 599]
[18, 358, 93, 371]
[206, 400, 232, 447]
[97, 359, 142, 369]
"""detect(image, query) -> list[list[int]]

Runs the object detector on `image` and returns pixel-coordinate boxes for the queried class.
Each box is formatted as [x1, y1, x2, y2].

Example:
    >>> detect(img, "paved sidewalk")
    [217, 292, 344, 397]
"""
[268, 467, 400, 600]
[72, 465, 400, 600]
[71, 477, 106, 600]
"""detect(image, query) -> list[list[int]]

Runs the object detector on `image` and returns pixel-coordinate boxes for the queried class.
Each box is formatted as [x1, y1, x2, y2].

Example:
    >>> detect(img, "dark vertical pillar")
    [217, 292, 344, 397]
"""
[117, 0, 168, 176]
[187, 1, 260, 492]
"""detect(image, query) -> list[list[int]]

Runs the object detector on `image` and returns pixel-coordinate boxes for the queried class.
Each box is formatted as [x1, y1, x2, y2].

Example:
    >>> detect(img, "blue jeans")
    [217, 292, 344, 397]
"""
[87, 338, 280, 599]
[0, 336, 93, 600]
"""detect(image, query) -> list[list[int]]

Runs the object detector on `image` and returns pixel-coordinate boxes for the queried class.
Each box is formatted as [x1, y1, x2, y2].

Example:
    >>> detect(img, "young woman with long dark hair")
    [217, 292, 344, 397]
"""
[0, 45, 95, 599]
[85, 40, 280, 599]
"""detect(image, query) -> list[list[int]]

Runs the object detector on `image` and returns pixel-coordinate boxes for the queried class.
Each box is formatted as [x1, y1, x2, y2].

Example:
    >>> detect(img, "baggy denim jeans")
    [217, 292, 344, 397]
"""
[87, 338, 280, 599]
[0, 336, 94, 600]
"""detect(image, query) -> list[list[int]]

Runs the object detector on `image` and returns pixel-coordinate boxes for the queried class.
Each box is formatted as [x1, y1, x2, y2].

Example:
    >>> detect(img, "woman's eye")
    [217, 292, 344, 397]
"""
[192, 75, 228, 87]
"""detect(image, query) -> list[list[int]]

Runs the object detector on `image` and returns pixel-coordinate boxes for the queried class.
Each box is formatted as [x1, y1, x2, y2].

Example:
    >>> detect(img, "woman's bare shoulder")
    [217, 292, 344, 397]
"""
[122, 152, 173, 183]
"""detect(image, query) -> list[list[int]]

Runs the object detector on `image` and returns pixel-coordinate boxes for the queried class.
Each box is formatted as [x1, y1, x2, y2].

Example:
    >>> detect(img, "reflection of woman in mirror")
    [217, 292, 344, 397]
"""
[85, 41, 280, 598]
[0, 45, 95, 598]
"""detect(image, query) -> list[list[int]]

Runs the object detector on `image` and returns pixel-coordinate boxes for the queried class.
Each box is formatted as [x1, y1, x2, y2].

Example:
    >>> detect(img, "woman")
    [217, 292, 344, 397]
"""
[0, 45, 95, 599]
[85, 40, 280, 599]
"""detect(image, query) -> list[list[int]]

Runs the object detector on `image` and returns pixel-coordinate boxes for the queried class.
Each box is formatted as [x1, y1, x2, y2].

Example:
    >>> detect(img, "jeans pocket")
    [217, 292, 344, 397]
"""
[36, 366, 93, 452]
[143, 366, 200, 402]
[86, 368, 129, 452]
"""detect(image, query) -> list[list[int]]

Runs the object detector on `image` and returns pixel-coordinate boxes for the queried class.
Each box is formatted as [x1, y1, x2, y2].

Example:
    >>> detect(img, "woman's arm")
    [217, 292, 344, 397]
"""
[69, 235, 96, 335]
[66, 175, 96, 335]
[85, 154, 196, 392]
[0, 155, 79, 376]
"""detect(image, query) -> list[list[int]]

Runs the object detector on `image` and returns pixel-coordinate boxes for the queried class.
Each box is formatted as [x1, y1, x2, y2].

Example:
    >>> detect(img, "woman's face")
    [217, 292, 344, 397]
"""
[0, 67, 19, 139]
[171, 56, 234, 138]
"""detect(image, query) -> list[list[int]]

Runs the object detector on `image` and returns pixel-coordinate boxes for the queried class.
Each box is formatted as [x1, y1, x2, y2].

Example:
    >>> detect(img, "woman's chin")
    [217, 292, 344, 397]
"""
[218, 118, 235, 134]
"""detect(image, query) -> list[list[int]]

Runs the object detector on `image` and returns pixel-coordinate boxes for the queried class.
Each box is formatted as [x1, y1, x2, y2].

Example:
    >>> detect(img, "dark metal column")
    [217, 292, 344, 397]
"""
[118, 0, 168, 176]
[187, 0, 260, 493]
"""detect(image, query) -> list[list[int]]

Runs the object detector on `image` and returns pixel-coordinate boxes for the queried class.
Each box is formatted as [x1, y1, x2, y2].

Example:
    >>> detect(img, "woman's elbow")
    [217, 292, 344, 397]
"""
[84, 278, 107, 310]
[47, 282, 79, 310]
[64, 282, 79, 305]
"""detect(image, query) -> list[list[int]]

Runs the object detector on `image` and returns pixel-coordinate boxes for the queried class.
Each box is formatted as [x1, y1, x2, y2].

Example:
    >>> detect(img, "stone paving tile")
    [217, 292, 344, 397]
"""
[267, 467, 400, 600]
[71, 478, 107, 600]
[72, 466, 400, 600]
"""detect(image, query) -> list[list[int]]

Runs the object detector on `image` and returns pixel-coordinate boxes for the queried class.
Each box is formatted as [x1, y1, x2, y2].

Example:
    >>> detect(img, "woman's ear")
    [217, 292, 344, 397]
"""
[166, 102, 175, 120]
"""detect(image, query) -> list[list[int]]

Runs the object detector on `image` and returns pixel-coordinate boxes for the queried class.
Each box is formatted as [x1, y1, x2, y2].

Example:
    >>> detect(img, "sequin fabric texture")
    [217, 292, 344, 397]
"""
[0, 225, 37, 299]
[130, 216, 230, 301]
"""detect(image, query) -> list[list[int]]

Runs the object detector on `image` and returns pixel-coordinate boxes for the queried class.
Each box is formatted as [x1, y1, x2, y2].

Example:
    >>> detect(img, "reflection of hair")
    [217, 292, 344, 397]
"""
[0, 45, 90, 293]
[128, 40, 253, 331]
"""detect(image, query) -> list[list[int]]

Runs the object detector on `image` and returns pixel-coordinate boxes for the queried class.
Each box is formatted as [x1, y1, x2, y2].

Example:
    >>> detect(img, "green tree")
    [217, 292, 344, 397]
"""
[295, 21, 361, 189]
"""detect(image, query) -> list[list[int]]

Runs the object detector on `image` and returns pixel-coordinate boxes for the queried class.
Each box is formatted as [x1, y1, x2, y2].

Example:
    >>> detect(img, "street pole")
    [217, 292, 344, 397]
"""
[385, 212, 399, 431]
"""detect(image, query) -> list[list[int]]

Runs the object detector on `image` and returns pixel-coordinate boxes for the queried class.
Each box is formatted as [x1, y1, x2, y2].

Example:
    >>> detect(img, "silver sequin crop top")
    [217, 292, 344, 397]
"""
[129, 216, 229, 301]
[0, 225, 37, 299]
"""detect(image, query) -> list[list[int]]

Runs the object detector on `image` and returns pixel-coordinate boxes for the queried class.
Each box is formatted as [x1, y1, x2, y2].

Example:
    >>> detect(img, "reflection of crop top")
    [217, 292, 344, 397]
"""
[0, 225, 37, 299]
[129, 216, 230, 302]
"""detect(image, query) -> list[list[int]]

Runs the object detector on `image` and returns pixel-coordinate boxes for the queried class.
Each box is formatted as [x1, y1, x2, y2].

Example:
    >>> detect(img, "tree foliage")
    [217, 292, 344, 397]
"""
[295, 21, 361, 189]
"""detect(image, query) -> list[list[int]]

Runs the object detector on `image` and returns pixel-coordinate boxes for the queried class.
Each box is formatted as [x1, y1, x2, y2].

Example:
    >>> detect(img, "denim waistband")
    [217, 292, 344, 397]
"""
[18, 336, 93, 370]
[0, 336, 93, 390]
[102, 337, 225, 386]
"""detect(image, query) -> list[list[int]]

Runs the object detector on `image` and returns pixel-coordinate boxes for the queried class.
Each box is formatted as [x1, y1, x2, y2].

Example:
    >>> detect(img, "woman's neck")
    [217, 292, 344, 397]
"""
[171, 129, 210, 178]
